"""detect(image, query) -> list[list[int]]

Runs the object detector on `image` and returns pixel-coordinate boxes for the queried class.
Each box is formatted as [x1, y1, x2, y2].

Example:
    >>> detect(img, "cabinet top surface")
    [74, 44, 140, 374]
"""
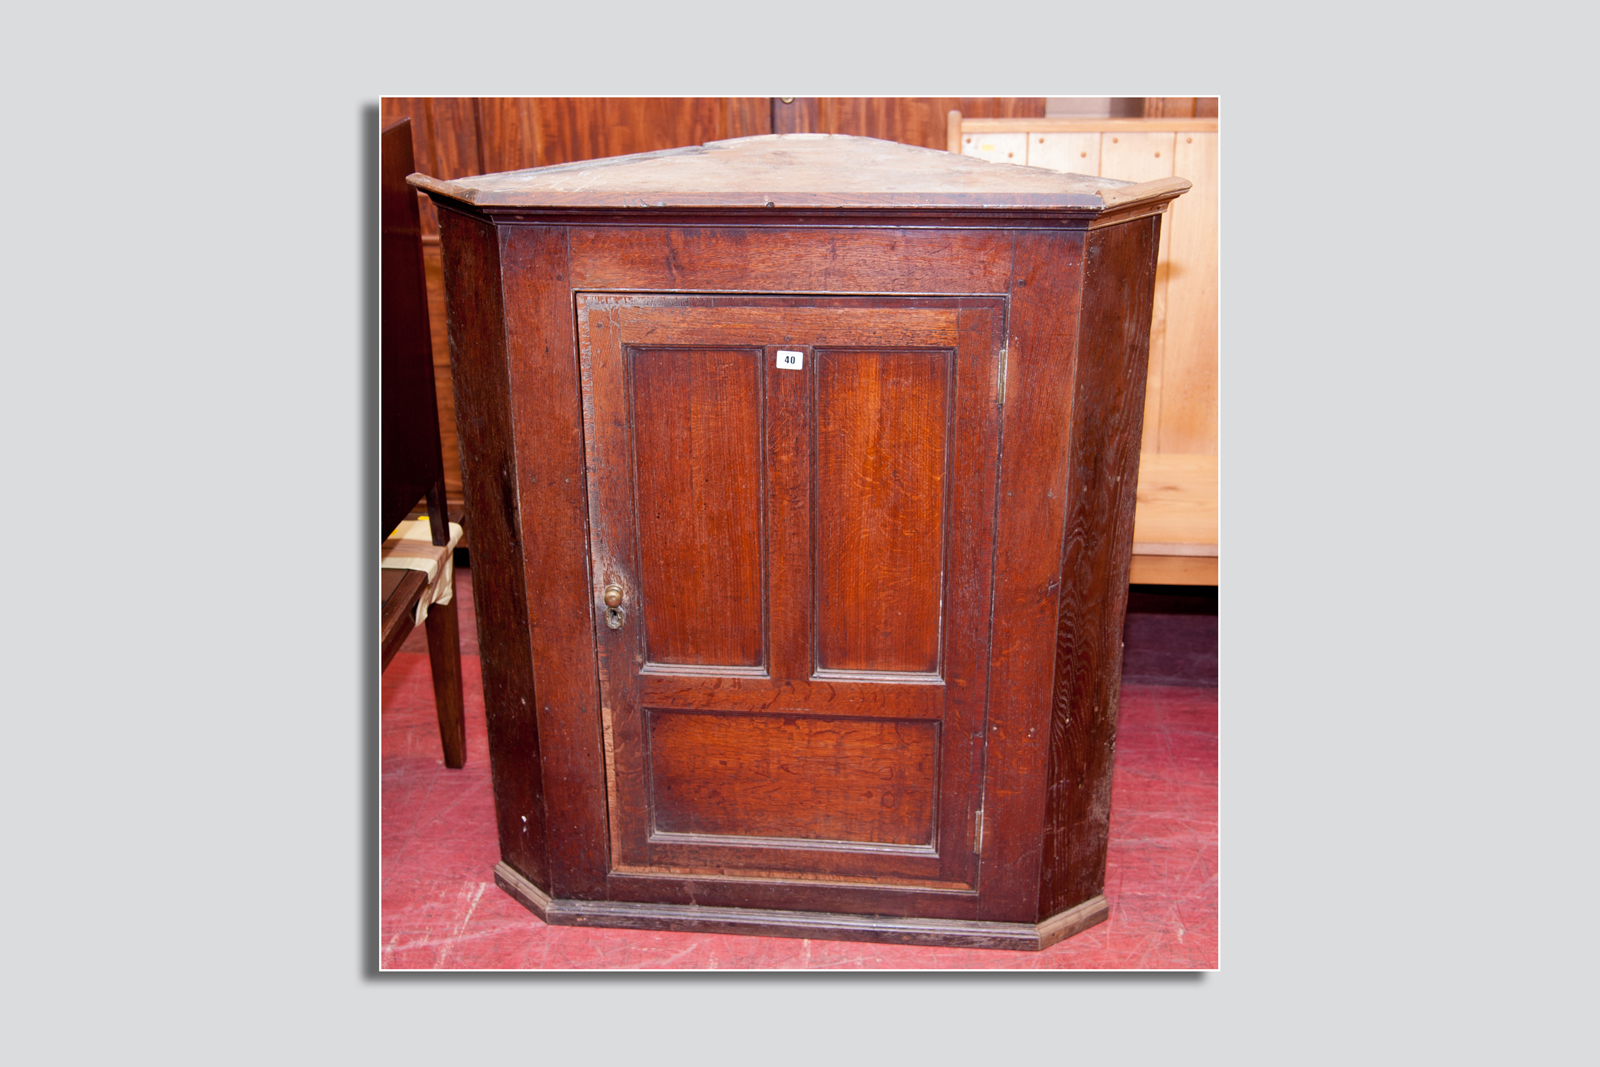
[408, 134, 1188, 215]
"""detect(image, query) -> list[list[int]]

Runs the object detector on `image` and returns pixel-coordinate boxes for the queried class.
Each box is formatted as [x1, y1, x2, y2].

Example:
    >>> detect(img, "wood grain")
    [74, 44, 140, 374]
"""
[527, 98, 746, 166]
[473, 97, 540, 174]
[421, 98, 483, 179]
[496, 223, 612, 899]
[631, 347, 765, 667]
[1039, 214, 1161, 919]
[569, 226, 1015, 295]
[725, 97, 773, 139]
[976, 228, 1087, 923]
[618, 306, 956, 348]
[815, 349, 951, 674]
[411, 134, 1180, 213]
[647, 711, 938, 845]
[434, 206, 549, 885]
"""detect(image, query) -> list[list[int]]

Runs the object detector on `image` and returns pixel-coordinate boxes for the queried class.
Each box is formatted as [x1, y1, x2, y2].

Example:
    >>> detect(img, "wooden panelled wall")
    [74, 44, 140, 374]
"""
[379, 97, 1203, 510]
[956, 116, 1218, 456]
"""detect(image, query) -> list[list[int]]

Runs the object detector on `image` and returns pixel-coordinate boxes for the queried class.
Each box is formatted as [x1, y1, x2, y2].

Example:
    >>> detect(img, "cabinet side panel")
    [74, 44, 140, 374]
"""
[436, 207, 547, 888]
[1039, 215, 1160, 918]
[498, 224, 613, 899]
[977, 230, 1085, 923]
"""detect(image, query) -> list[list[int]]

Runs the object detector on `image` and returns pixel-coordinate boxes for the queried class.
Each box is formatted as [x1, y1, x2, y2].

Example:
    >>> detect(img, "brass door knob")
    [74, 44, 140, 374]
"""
[603, 584, 625, 607]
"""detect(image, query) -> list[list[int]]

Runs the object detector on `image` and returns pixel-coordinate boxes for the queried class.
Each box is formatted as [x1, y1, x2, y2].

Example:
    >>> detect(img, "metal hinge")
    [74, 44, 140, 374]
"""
[975, 808, 985, 853]
[997, 349, 1009, 406]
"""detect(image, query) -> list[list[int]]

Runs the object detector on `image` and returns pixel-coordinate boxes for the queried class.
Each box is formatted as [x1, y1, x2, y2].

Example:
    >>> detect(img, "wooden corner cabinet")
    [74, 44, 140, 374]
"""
[411, 134, 1188, 950]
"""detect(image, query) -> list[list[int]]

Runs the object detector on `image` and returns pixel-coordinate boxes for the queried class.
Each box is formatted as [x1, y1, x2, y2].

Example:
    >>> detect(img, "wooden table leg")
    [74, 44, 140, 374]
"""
[424, 593, 467, 768]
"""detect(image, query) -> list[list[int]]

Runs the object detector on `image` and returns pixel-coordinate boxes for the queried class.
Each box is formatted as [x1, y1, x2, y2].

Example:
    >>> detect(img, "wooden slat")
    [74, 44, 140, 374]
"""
[960, 117, 1217, 133]
[1127, 452, 1217, 587]
[1028, 132, 1100, 175]
[959, 131, 1028, 166]
[380, 569, 428, 670]
[1161, 131, 1219, 453]
[1129, 555, 1217, 585]
[1131, 453, 1217, 553]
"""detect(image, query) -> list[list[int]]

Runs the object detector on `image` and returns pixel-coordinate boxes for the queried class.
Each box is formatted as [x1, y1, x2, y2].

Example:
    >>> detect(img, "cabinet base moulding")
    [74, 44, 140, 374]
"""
[493, 861, 1108, 952]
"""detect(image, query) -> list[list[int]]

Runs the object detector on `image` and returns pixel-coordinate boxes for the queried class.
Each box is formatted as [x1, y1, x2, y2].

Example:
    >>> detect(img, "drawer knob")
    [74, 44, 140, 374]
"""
[603, 584, 625, 608]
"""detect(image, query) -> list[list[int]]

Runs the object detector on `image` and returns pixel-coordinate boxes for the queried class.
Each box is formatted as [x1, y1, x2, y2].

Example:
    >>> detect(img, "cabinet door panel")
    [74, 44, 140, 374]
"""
[815, 349, 951, 675]
[632, 347, 765, 668]
[647, 710, 937, 845]
[579, 294, 1003, 899]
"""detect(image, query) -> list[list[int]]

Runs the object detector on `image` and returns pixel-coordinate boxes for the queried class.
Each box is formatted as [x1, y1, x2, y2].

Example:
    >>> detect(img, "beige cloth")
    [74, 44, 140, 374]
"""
[381, 519, 464, 626]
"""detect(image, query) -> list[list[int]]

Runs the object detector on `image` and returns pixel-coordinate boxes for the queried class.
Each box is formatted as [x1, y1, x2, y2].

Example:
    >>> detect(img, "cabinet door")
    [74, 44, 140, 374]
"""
[579, 294, 1005, 895]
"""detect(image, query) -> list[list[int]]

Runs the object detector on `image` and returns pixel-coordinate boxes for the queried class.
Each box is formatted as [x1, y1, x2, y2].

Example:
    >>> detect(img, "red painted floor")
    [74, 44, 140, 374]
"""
[381, 569, 1218, 969]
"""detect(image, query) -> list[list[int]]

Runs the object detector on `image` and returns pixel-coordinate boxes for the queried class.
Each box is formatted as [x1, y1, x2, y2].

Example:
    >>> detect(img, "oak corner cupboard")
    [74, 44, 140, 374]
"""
[410, 133, 1188, 950]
